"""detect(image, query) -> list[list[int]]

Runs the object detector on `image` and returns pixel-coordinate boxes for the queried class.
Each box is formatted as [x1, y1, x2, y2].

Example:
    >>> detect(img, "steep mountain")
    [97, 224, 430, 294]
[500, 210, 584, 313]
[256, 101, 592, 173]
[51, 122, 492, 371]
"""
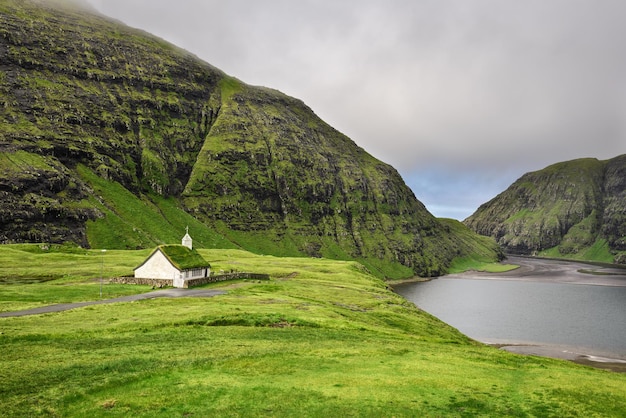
[0, 0, 501, 278]
[464, 155, 626, 264]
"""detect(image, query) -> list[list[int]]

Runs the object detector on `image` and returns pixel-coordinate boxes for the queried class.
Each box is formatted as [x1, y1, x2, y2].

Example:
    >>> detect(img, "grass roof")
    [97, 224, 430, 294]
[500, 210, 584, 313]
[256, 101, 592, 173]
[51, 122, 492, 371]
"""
[157, 245, 210, 270]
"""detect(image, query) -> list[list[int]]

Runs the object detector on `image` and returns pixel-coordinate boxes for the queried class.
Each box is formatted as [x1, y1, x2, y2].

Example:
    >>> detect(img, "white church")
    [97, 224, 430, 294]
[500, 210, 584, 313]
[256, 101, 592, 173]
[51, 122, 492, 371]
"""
[133, 228, 211, 288]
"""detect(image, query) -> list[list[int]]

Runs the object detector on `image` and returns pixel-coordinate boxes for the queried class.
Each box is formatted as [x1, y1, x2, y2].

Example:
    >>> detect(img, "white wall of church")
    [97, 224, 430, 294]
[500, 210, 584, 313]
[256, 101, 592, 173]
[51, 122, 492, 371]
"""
[134, 250, 180, 280]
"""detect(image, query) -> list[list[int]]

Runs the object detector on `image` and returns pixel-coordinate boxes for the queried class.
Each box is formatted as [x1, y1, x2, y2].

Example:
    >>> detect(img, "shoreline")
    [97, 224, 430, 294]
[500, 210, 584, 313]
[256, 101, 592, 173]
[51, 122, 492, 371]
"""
[394, 257, 626, 373]
[443, 272, 626, 287]
[482, 339, 626, 373]
[390, 256, 626, 288]
[442, 256, 626, 287]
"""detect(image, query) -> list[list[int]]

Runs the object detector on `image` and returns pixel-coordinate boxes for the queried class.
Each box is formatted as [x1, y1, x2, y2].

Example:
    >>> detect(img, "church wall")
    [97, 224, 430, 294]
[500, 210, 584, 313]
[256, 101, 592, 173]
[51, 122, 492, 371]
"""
[134, 250, 180, 280]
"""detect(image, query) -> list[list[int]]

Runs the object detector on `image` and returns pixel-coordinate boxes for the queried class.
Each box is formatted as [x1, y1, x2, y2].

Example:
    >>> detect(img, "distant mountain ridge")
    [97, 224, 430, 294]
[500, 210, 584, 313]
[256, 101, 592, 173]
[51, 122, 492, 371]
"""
[0, 0, 501, 278]
[464, 155, 626, 264]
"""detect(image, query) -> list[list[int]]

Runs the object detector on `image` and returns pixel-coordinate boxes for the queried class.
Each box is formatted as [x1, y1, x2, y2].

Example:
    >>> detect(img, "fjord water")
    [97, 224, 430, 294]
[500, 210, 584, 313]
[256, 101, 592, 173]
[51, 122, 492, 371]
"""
[394, 258, 626, 359]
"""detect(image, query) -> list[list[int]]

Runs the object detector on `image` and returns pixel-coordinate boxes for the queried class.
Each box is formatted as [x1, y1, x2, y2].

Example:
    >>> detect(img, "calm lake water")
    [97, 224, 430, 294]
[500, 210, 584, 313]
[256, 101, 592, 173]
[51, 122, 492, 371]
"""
[394, 261, 626, 359]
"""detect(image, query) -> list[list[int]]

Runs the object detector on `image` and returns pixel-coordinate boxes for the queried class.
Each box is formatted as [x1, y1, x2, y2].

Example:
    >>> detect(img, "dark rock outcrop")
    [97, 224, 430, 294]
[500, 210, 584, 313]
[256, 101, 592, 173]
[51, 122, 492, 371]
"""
[1, 0, 224, 242]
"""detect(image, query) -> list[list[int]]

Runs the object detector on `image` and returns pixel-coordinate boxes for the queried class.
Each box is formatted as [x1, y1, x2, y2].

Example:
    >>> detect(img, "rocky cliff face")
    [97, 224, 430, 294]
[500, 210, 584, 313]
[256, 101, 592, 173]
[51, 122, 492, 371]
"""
[464, 155, 626, 264]
[1, 0, 223, 245]
[601, 155, 626, 258]
[0, 0, 501, 277]
[180, 82, 455, 274]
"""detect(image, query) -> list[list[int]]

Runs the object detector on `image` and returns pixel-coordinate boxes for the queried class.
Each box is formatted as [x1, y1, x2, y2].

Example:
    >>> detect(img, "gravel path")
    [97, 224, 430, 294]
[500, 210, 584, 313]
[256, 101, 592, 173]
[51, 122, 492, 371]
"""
[0, 288, 226, 318]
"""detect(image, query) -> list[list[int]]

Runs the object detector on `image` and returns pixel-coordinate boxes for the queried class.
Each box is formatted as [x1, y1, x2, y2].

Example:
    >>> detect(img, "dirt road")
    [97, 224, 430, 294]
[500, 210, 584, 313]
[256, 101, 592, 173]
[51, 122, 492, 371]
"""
[0, 288, 226, 318]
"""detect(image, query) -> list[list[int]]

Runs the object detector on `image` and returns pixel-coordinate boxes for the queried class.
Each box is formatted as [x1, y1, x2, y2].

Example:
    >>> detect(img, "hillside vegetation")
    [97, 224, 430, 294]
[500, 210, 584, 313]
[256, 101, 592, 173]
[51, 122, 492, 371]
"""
[0, 0, 501, 278]
[1, 245, 625, 416]
[465, 155, 626, 264]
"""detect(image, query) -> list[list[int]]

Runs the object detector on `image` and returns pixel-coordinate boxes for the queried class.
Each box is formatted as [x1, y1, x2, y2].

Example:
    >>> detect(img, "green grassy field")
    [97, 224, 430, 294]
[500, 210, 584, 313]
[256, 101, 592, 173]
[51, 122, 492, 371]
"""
[1, 245, 625, 417]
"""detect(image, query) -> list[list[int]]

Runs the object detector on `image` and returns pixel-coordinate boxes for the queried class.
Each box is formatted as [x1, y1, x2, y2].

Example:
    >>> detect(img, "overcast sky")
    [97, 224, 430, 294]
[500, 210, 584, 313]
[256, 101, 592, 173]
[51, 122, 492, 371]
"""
[85, 0, 626, 219]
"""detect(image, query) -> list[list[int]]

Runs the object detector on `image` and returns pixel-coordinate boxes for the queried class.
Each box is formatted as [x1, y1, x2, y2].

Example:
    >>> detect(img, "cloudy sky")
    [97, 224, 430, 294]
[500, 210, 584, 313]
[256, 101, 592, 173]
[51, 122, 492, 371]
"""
[86, 0, 626, 219]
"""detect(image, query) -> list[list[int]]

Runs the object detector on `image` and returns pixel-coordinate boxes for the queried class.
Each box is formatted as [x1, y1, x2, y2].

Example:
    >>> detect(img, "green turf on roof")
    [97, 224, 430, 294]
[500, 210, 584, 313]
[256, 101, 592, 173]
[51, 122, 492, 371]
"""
[157, 245, 210, 270]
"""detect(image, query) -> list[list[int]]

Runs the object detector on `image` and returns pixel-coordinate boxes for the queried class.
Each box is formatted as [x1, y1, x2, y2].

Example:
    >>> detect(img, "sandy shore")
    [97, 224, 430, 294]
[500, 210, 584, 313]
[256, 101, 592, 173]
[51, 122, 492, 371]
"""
[482, 339, 626, 373]
[447, 256, 626, 287]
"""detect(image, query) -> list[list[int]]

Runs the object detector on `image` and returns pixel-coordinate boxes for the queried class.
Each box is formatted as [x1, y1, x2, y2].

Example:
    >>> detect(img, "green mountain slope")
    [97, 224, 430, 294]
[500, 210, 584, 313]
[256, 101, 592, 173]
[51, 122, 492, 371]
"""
[0, 0, 501, 278]
[464, 155, 626, 264]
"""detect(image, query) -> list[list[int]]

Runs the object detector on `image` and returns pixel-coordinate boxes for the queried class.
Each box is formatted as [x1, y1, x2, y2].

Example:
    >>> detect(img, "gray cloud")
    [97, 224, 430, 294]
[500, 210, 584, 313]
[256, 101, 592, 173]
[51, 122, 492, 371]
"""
[86, 0, 626, 218]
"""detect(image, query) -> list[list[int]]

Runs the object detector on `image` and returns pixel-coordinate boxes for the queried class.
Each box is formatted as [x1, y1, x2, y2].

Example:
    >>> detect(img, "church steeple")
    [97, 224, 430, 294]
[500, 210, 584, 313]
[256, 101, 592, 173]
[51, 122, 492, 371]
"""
[182, 226, 192, 250]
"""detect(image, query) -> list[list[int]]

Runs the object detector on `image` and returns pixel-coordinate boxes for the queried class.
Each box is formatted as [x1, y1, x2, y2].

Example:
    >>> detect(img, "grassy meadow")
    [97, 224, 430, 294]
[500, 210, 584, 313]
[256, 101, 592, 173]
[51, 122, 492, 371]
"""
[1, 245, 625, 416]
